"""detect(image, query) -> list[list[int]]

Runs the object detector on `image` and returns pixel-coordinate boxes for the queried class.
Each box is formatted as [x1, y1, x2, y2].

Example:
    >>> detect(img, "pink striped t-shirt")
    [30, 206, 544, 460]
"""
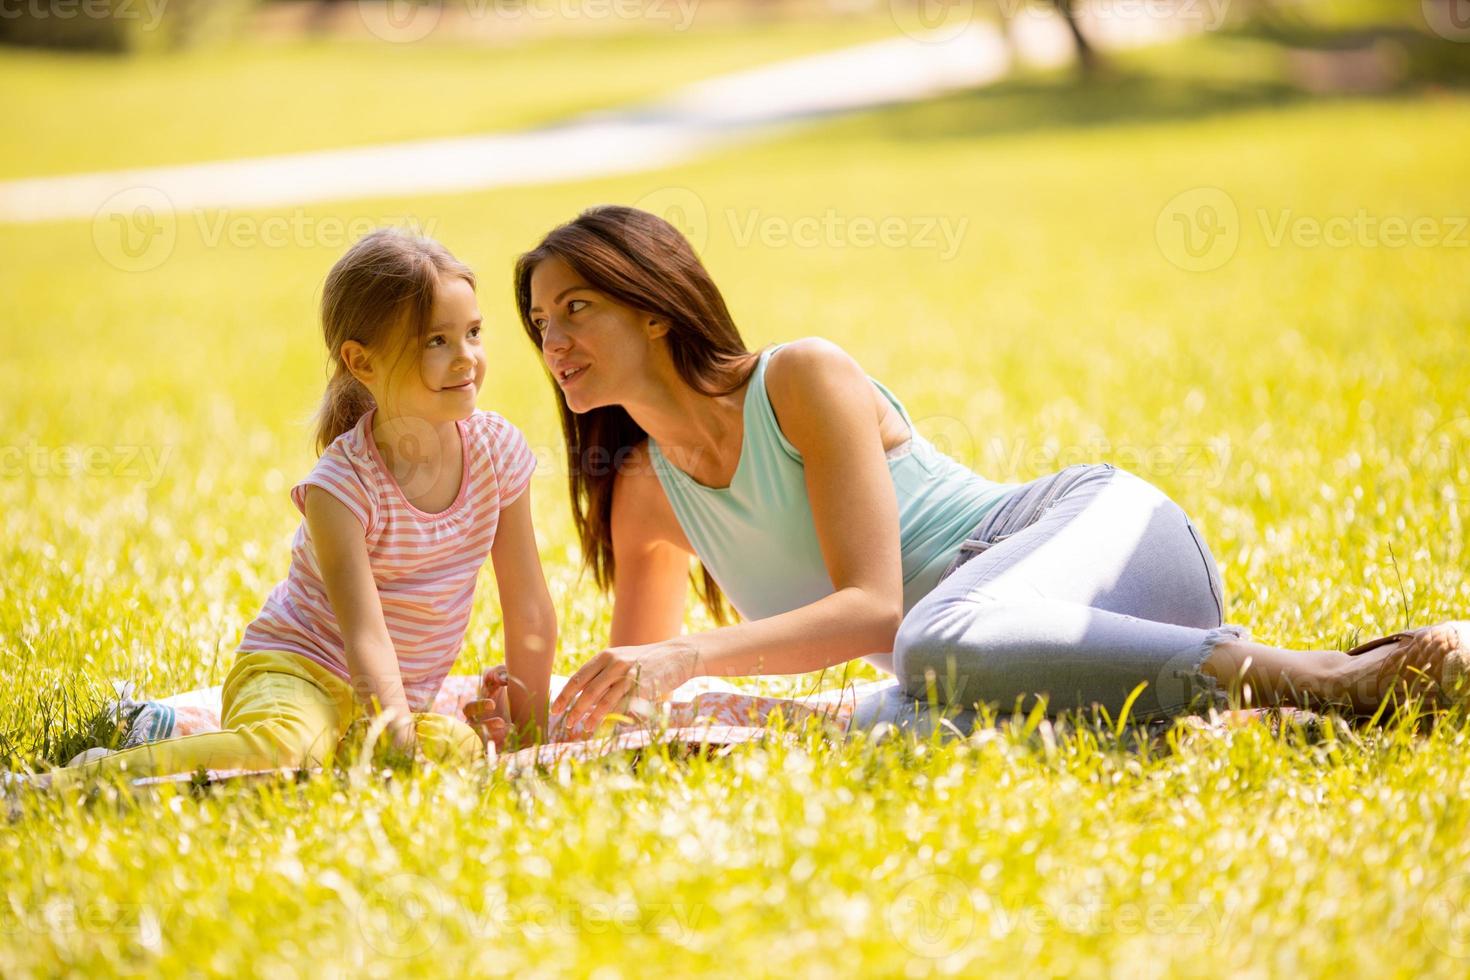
[239, 408, 537, 709]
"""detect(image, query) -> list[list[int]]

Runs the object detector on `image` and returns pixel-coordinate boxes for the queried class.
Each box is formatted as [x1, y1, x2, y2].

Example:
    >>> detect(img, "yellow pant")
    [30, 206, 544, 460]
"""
[52, 651, 483, 788]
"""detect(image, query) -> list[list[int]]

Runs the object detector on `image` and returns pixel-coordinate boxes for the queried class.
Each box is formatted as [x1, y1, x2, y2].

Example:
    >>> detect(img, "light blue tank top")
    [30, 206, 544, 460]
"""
[648, 343, 1020, 620]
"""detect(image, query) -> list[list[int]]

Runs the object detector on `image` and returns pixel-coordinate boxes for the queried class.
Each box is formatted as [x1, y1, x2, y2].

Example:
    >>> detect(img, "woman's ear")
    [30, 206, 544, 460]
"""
[340, 340, 375, 386]
[645, 316, 670, 340]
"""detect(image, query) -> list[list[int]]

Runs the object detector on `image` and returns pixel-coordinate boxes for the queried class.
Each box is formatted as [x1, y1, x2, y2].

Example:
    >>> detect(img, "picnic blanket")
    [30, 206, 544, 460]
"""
[95, 673, 891, 784]
[89, 674, 1314, 788]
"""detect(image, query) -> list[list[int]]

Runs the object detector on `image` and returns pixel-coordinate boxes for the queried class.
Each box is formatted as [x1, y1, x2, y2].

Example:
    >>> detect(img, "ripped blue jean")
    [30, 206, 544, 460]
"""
[849, 463, 1249, 734]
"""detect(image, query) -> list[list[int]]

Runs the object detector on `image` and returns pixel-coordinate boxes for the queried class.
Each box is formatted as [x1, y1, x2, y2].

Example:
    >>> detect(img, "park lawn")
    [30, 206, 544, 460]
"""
[2, 30, 1469, 978]
[0, 13, 900, 180]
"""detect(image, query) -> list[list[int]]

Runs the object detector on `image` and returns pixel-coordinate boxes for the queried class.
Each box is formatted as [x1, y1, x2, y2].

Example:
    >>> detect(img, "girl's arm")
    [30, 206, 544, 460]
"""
[303, 486, 415, 748]
[554, 339, 905, 734]
[489, 483, 557, 744]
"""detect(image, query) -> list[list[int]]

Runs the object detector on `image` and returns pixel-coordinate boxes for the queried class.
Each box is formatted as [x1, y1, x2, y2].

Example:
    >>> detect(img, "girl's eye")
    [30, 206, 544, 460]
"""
[427, 335, 446, 347]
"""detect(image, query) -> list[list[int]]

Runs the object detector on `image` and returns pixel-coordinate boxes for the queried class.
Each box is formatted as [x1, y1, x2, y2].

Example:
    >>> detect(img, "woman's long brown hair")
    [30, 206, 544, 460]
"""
[514, 206, 757, 624]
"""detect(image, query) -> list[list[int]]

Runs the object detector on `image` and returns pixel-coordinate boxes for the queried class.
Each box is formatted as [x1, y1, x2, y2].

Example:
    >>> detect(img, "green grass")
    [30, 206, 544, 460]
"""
[0, 14, 900, 180]
[3, 27, 1470, 977]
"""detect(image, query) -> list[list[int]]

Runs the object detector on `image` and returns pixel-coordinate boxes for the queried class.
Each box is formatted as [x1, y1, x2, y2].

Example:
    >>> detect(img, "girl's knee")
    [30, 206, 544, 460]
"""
[239, 716, 340, 769]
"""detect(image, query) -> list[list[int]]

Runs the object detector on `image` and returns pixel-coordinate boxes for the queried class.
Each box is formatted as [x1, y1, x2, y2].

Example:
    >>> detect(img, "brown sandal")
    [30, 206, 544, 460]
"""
[1345, 632, 1414, 657]
[1345, 623, 1470, 707]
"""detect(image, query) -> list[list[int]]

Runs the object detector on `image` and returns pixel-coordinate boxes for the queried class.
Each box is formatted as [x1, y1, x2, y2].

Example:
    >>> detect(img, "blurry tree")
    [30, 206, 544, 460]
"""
[1050, 0, 1098, 73]
[0, 0, 258, 53]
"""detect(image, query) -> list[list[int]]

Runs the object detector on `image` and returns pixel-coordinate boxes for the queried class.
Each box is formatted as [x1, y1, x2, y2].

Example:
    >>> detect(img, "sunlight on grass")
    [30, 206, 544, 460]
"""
[0, 14, 901, 180]
[2, 28, 1469, 977]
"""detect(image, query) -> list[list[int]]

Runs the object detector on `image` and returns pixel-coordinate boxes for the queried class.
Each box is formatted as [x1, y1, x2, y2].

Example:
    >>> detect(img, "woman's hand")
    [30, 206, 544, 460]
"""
[553, 640, 701, 738]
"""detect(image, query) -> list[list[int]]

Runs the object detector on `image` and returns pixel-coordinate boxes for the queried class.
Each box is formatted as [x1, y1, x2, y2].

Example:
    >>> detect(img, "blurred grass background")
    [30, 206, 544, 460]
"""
[2, 0, 1469, 974]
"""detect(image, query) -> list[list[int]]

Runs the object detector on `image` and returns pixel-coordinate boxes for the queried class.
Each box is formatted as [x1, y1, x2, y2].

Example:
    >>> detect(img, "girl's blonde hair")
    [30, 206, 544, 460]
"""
[314, 228, 476, 455]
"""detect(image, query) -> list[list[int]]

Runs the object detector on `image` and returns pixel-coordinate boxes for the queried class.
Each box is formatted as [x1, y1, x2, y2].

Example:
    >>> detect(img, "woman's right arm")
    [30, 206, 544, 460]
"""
[607, 444, 693, 648]
[303, 485, 414, 748]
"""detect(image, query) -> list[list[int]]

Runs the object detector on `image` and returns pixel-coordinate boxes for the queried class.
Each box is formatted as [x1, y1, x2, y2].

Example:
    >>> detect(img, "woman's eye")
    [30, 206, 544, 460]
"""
[568, 300, 587, 314]
[469, 325, 481, 338]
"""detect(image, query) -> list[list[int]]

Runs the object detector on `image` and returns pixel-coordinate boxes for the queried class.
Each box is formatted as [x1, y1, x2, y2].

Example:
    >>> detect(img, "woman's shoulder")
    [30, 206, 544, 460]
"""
[762, 337, 872, 415]
[762, 337, 862, 389]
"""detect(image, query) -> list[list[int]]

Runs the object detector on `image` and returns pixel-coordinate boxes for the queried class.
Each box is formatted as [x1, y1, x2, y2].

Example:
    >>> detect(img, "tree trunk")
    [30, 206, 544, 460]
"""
[1052, 0, 1100, 74]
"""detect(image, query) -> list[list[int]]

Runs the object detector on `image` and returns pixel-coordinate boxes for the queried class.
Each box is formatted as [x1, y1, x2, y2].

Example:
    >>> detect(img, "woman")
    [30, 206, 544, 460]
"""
[517, 206, 1468, 738]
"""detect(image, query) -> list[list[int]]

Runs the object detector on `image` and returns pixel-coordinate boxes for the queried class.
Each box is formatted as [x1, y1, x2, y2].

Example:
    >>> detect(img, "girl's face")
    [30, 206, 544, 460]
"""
[528, 255, 661, 415]
[371, 274, 487, 424]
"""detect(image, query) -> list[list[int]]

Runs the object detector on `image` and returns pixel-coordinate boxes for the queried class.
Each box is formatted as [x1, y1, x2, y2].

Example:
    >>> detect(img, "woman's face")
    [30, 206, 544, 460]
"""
[528, 255, 659, 414]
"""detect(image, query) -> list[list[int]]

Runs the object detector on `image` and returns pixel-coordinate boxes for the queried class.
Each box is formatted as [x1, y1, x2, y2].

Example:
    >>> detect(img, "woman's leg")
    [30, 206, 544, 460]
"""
[44, 652, 351, 789]
[890, 464, 1248, 723]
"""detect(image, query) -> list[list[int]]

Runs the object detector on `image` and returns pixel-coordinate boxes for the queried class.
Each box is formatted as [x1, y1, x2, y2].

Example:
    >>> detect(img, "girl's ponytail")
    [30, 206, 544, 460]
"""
[313, 227, 476, 455]
[314, 365, 377, 456]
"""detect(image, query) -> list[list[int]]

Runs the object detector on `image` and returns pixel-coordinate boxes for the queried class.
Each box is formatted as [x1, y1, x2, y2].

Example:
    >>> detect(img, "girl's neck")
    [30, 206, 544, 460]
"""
[371, 412, 462, 482]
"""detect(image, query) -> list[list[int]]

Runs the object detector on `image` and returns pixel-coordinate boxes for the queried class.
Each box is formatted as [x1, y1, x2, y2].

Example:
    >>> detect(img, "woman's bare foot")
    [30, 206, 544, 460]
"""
[1325, 622, 1470, 714]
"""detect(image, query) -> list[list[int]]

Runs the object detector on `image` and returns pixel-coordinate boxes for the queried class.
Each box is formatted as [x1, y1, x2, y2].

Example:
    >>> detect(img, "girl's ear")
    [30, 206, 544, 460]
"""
[340, 341, 375, 386]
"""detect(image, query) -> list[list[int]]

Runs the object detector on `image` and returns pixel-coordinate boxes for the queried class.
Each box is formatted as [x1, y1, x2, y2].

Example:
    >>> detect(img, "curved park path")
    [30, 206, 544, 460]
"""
[0, 9, 1194, 223]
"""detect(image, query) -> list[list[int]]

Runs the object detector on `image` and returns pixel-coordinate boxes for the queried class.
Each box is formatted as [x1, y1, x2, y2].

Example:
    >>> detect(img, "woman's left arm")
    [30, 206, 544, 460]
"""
[556, 339, 905, 734]
[489, 483, 558, 743]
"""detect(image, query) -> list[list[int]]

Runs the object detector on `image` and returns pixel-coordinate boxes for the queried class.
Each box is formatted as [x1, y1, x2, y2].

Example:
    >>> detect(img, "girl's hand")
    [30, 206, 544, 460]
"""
[479, 664, 510, 703]
[388, 713, 418, 755]
[464, 699, 509, 751]
[465, 665, 511, 750]
[553, 640, 700, 738]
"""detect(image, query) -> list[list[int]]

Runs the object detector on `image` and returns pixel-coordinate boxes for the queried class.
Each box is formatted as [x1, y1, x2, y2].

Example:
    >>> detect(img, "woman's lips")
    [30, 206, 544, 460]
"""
[558, 365, 589, 387]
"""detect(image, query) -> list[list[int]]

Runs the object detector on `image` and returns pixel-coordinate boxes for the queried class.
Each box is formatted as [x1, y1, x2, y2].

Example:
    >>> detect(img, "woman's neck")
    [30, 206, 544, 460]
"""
[622, 355, 756, 479]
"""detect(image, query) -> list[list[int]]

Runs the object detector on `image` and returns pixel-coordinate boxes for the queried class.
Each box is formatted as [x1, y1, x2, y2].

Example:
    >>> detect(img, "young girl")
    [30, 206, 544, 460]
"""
[42, 229, 557, 788]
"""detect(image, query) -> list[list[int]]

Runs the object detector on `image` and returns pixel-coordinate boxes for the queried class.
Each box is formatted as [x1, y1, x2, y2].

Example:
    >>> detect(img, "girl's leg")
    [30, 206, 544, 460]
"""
[411, 712, 485, 765]
[890, 464, 1248, 723]
[46, 652, 350, 789]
